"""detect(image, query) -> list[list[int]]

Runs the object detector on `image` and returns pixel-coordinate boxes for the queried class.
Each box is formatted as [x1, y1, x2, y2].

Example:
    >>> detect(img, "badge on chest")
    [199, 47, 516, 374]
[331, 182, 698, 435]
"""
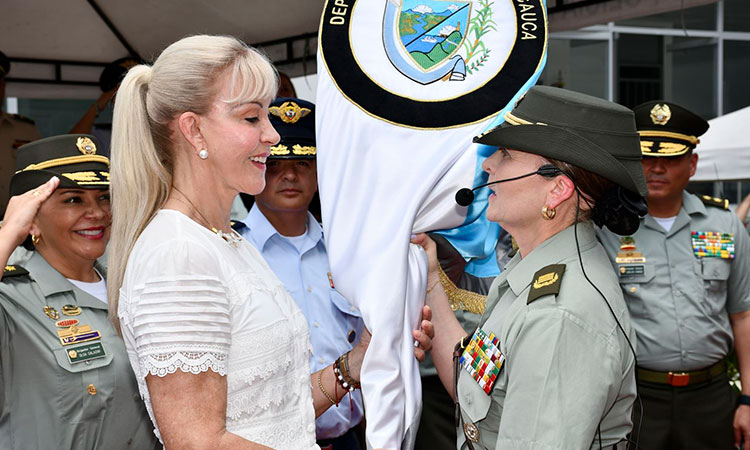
[692, 231, 734, 259]
[460, 327, 505, 395]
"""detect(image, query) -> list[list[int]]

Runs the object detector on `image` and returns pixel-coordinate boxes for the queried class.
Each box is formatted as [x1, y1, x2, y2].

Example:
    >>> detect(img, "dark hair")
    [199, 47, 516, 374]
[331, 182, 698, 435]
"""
[546, 158, 645, 235]
[21, 236, 35, 251]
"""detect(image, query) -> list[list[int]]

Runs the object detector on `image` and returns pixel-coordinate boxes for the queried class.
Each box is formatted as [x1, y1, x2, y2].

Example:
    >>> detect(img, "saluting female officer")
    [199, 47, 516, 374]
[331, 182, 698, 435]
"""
[0, 134, 158, 449]
[413, 86, 648, 449]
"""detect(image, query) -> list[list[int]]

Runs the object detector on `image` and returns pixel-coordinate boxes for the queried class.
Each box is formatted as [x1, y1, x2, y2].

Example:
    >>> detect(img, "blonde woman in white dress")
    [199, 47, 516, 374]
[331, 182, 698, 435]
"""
[107, 35, 434, 450]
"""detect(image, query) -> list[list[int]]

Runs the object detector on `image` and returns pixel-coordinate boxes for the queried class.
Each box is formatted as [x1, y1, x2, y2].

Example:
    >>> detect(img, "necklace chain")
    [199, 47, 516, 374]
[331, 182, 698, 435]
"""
[169, 187, 242, 248]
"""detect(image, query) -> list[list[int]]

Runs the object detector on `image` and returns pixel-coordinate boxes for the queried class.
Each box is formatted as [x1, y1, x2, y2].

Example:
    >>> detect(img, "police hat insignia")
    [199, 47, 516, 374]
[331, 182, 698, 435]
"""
[76, 137, 97, 155]
[268, 98, 316, 159]
[649, 104, 671, 125]
[270, 101, 312, 124]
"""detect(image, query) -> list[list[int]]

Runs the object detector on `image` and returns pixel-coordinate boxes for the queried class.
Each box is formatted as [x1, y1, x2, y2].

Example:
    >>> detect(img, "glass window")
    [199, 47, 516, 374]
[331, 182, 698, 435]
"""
[542, 39, 609, 100]
[18, 99, 95, 138]
[616, 3, 717, 30]
[724, 0, 750, 32]
[616, 34, 662, 108]
[665, 37, 717, 119]
[688, 181, 717, 199]
[723, 40, 750, 115]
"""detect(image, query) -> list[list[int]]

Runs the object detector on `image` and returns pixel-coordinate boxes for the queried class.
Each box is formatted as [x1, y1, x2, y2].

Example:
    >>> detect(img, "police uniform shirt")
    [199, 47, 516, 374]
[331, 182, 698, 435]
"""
[0, 111, 40, 216]
[457, 223, 636, 449]
[0, 251, 158, 450]
[239, 204, 365, 439]
[597, 191, 750, 372]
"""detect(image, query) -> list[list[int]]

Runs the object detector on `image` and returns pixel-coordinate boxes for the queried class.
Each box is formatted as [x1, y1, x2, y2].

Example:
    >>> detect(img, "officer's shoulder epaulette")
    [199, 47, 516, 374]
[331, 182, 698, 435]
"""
[2, 265, 29, 280]
[700, 195, 730, 210]
[528, 264, 566, 304]
[10, 113, 35, 125]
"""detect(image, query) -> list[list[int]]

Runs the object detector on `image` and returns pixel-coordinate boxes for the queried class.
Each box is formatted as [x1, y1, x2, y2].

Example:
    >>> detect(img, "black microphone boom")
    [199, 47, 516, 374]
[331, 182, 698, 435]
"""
[455, 188, 476, 207]
[455, 164, 562, 206]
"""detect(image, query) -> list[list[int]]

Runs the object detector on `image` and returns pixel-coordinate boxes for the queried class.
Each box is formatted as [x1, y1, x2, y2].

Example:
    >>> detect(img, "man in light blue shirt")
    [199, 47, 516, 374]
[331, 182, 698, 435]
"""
[235, 98, 365, 450]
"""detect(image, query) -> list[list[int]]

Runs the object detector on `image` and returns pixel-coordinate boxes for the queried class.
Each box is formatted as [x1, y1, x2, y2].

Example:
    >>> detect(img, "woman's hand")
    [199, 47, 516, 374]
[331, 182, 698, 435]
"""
[0, 177, 59, 246]
[347, 326, 371, 382]
[413, 305, 434, 362]
[411, 233, 439, 279]
[347, 304, 435, 381]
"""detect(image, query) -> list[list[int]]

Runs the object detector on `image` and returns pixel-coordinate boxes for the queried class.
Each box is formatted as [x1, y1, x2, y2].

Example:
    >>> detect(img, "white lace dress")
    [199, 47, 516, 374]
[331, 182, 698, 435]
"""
[119, 210, 319, 449]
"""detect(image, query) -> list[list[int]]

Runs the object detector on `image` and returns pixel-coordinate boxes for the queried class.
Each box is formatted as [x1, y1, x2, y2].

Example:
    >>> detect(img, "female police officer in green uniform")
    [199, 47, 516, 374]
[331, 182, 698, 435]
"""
[413, 86, 649, 449]
[0, 134, 158, 449]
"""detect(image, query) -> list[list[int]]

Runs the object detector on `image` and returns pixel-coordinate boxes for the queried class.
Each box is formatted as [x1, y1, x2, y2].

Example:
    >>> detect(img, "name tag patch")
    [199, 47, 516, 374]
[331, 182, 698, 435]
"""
[67, 342, 106, 364]
[460, 328, 504, 395]
[691, 231, 735, 259]
[619, 265, 645, 277]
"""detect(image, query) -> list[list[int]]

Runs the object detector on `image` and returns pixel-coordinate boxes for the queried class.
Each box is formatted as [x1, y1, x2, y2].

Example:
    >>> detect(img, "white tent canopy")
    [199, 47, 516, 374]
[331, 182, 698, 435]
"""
[3, 0, 323, 99]
[693, 106, 750, 181]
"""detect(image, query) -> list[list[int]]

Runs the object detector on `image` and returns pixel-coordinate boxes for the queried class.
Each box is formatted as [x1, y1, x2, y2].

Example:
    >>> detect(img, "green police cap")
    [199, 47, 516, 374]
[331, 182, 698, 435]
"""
[633, 101, 709, 157]
[10, 134, 110, 196]
[474, 86, 648, 197]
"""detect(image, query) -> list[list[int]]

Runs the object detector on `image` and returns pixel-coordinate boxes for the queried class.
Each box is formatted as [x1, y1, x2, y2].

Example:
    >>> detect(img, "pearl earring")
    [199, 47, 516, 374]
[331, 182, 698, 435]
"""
[198, 149, 209, 160]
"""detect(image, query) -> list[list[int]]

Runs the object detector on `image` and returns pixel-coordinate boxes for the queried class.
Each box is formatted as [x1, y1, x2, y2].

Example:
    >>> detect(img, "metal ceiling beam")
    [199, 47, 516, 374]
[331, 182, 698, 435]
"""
[548, 0, 614, 14]
[86, 0, 142, 61]
[6, 57, 106, 86]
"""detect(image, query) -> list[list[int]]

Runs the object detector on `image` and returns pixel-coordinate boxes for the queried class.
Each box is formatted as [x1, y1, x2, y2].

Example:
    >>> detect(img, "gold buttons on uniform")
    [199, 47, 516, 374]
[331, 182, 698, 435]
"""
[87, 384, 97, 395]
[463, 422, 480, 443]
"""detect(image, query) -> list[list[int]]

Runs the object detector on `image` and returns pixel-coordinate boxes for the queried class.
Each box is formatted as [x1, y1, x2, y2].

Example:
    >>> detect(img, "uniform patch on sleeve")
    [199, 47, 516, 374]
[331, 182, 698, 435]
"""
[3, 265, 29, 279]
[528, 264, 566, 304]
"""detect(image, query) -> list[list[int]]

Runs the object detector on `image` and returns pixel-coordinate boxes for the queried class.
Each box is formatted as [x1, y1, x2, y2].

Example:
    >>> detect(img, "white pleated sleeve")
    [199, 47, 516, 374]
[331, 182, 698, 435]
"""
[125, 239, 231, 379]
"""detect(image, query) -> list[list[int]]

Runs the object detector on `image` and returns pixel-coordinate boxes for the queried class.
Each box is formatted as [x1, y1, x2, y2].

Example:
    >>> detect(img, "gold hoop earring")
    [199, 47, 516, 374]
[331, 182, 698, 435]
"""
[541, 205, 556, 220]
[31, 234, 41, 246]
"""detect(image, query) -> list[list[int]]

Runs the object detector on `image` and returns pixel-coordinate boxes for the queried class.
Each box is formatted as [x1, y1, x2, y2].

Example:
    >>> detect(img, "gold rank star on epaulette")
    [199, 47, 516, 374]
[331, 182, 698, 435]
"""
[528, 264, 566, 304]
[700, 195, 729, 210]
[2, 265, 29, 279]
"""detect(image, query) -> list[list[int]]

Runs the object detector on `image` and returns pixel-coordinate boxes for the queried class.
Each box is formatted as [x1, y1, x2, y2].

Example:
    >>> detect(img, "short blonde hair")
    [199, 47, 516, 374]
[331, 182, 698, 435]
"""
[108, 35, 278, 331]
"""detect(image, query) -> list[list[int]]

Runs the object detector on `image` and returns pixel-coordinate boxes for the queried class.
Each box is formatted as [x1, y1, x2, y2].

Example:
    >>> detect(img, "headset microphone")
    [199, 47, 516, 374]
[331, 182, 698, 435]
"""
[455, 164, 562, 206]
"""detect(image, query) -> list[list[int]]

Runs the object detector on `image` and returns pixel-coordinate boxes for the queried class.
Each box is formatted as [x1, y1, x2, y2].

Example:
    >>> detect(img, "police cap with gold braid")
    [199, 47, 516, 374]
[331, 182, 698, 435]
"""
[633, 101, 709, 157]
[10, 134, 110, 196]
[268, 97, 316, 159]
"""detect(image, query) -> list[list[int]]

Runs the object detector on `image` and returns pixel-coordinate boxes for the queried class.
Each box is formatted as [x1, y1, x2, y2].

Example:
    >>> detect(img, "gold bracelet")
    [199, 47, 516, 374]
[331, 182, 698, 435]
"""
[425, 278, 440, 295]
[318, 369, 337, 406]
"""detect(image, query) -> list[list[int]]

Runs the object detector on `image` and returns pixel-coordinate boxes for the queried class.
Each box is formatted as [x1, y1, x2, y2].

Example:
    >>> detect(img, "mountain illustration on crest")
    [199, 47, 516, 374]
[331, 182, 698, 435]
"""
[399, 3, 467, 70]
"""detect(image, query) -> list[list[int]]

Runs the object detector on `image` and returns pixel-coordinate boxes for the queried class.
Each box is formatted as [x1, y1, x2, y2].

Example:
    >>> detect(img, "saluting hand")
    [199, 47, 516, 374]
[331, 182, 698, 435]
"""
[0, 177, 59, 247]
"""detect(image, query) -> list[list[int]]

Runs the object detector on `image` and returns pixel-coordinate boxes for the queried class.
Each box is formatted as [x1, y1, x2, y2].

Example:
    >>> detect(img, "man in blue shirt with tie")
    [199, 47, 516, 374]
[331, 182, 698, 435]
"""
[235, 98, 365, 450]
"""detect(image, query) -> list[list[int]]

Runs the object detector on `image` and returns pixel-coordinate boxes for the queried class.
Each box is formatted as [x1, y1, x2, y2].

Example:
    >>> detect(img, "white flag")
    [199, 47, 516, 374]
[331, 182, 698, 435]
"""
[316, 1, 548, 447]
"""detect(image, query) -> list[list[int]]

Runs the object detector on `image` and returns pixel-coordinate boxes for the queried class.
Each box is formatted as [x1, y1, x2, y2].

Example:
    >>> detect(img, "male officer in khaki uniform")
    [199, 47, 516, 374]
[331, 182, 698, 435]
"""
[0, 50, 41, 218]
[597, 101, 750, 449]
